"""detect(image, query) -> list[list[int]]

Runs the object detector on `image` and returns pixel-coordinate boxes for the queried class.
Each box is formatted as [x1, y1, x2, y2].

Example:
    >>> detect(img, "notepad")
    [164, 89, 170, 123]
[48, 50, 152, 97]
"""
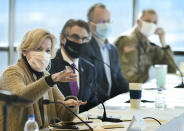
[101, 123, 124, 129]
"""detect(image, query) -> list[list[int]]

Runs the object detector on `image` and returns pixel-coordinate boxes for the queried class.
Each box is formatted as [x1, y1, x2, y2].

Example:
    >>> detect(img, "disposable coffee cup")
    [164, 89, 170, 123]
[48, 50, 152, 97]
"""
[129, 83, 142, 109]
[155, 65, 168, 89]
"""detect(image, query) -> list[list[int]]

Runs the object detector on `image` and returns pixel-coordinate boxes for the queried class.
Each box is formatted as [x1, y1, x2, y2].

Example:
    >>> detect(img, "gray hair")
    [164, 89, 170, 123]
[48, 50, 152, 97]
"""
[87, 3, 106, 21]
[60, 19, 91, 46]
[138, 9, 157, 19]
[61, 19, 90, 37]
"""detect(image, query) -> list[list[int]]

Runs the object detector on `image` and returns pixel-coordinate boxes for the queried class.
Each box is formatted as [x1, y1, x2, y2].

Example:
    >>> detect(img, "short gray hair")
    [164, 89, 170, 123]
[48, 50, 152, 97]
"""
[138, 9, 157, 19]
[61, 19, 90, 37]
[60, 19, 90, 47]
[87, 3, 106, 21]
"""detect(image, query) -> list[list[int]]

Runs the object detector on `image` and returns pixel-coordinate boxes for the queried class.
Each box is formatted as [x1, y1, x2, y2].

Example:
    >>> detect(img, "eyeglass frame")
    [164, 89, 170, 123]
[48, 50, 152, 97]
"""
[90, 20, 112, 25]
[65, 33, 91, 43]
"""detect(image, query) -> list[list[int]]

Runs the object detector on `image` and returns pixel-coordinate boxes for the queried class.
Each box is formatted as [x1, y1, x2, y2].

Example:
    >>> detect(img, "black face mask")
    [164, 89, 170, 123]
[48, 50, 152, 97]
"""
[64, 39, 84, 59]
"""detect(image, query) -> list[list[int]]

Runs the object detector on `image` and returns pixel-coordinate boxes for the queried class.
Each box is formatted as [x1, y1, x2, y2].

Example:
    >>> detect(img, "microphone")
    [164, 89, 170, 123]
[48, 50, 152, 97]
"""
[64, 57, 121, 122]
[97, 102, 122, 122]
[174, 63, 184, 88]
[64, 57, 98, 113]
[0, 90, 32, 131]
[79, 57, 95, 68]
[88, 55, 122, 122]
[62, 60, 79, 72]
[42, 99, 93, 131]
[0, 90, 32, 104]
[89, 55, 111, 69]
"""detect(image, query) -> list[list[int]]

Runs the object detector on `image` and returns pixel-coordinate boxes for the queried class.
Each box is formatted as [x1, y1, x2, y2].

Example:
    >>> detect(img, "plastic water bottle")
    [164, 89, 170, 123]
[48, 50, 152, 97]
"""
[155, 89, 165, 110]
[24, 114, 39, 131]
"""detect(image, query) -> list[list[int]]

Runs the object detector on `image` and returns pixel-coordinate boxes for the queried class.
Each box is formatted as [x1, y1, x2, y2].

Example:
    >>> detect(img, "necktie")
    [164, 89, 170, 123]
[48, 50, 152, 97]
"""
[69, 63, 79, 97]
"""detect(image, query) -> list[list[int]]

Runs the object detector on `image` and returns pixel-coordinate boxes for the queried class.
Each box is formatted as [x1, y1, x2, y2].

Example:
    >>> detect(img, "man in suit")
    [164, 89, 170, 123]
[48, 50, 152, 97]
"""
[81, 3, 129, 102]
[50, 19, 98, 112]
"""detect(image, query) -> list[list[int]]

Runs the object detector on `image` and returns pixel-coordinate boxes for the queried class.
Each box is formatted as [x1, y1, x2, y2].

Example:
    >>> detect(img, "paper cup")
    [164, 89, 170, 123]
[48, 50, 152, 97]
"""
[155, 65, 168, 89]
[129, 83, 142, 109]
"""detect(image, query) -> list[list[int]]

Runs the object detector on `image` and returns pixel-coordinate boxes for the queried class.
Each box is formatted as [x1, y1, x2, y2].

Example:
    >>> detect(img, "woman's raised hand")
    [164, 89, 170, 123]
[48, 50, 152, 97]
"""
[51, 70, 77, 82]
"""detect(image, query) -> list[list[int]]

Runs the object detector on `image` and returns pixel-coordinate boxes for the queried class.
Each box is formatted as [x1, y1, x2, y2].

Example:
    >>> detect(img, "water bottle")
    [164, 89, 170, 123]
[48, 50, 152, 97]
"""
[155, 89, 165, 110]
[24, 114, 39, 131]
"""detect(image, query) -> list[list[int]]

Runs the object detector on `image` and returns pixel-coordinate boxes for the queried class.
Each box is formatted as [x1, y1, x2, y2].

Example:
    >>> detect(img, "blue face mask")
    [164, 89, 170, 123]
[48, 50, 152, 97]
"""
[95, 23, 111, 38]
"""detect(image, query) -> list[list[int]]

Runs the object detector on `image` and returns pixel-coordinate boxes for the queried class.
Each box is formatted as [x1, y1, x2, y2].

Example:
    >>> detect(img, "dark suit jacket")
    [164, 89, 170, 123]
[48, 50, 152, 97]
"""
[80, 37, 129, 102]
[50, 49, 98, 113]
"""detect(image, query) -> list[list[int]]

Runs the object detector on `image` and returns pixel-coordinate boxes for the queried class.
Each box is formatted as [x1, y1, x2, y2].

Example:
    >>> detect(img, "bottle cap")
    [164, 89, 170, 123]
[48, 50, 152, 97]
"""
[158, 88, 163, 91]
[28, 114, 35, 119]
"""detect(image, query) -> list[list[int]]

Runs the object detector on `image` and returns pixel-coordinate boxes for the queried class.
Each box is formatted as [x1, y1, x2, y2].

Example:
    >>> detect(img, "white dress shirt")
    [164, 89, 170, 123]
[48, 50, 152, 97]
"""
[61, 48, 80, 88]
[94, 35, 112, 96]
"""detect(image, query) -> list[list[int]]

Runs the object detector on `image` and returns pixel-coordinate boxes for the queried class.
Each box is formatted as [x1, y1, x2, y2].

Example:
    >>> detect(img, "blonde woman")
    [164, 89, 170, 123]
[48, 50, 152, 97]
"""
[0, 28, 86, 131]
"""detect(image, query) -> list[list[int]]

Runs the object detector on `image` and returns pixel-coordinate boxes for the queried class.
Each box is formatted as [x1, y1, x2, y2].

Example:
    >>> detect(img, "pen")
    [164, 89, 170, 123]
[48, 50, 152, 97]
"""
[125, 100, 154, 103]
[68, 121, 93, 125]
[122, 120, 132, 122]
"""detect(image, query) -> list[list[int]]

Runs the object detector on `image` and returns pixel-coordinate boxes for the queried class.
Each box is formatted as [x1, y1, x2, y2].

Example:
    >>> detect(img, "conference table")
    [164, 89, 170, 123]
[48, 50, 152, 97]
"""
[43, 74, 184, 130]
[78, 74, 184, 131]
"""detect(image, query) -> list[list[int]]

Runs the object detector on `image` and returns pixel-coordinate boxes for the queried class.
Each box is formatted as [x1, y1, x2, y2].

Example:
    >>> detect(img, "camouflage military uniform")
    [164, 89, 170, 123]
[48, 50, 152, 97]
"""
[115, 27, 176, 83]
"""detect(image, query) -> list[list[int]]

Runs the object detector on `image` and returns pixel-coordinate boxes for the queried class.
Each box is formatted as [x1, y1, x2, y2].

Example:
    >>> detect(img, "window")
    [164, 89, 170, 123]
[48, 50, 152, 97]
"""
[0, 1, 9, 74]
[0, 1, 9, 47]
[2, 0, 183, 74]
[1, 0, 132, 73]
[15, 0, 132, 46]
[139, 0, 184, 51]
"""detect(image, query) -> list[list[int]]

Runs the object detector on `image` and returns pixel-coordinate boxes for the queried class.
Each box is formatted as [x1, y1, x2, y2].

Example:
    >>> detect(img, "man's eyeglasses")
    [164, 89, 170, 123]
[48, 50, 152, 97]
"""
[66, 34, 91, 43]
[91, 20, 112, 24]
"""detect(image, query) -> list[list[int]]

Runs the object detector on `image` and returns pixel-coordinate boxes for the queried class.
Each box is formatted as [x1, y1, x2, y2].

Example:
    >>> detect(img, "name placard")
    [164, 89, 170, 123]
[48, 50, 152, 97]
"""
[127, 112, 146, 131]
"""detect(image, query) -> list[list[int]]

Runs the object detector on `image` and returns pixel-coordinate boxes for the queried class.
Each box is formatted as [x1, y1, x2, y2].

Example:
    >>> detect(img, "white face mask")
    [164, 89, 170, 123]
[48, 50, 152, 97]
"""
[27, 51, 51, 72]
[139, 20, 157, 37]
[95, 23, 111, 38]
